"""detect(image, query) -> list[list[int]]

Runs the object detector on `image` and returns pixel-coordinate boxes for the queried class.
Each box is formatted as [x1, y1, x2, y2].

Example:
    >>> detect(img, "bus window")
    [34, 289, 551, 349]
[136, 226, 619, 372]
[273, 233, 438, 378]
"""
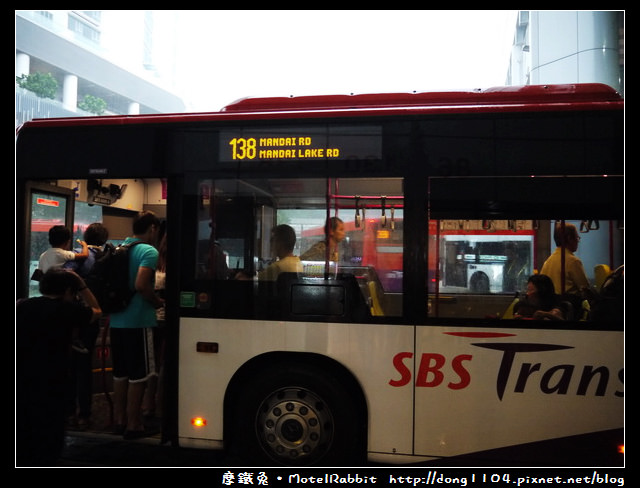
[429, 220, 535, 294]
[194, 177, 403, 319]
[543, 219, 624, 323]
[428, 218, 624, 322]
[195, 179, 254, 280]
[296, 205, 404, 318]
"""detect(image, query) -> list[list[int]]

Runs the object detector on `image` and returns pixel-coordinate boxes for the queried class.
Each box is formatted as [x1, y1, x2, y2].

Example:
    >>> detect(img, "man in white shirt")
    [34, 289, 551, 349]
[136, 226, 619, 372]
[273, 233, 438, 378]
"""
[258, 224, 303, 281]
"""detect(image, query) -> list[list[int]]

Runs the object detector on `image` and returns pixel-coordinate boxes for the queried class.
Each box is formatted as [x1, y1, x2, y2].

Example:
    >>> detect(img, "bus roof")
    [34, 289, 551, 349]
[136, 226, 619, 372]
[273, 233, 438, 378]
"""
[221, 83, 622, 112]
[17, 83, 622, 131]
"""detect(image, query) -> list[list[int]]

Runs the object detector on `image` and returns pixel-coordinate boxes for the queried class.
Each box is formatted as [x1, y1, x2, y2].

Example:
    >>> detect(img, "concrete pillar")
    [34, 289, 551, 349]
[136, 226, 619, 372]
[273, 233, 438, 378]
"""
[128, 102, 140, 115]
[576, 11, 620, 92]
[15, 52, 30, 78]
[63, 74, 78, 112]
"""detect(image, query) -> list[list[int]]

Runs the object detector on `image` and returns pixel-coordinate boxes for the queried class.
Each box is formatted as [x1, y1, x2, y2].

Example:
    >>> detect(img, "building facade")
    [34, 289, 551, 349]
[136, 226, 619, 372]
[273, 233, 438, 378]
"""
[15, 10, 185, 126]
[17, 10, 625, 129]
[507, 11, 624, 96]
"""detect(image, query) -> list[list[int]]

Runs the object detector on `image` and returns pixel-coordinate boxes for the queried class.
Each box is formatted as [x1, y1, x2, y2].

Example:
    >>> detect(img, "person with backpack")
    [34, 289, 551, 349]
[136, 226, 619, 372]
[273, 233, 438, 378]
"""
[63, 222, 109, 430]
[109, 211, 164, 439]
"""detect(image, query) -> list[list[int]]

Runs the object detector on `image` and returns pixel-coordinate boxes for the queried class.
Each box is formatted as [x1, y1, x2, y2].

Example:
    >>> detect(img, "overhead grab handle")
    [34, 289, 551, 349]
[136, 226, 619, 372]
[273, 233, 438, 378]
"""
[390, 206, 395, 231]
[580, 220, 600, 232]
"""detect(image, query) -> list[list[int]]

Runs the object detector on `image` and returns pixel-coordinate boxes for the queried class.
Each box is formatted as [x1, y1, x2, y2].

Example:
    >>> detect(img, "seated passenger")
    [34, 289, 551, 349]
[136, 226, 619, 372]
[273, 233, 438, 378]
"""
[258, 224, 303, 281]
[513, 274, 566, 320]
[589, 264, 624, 322]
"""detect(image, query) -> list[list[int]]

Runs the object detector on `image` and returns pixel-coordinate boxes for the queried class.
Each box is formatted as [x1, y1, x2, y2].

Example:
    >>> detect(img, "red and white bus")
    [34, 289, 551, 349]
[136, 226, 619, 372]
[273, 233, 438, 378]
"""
[16, 84, 624, 466]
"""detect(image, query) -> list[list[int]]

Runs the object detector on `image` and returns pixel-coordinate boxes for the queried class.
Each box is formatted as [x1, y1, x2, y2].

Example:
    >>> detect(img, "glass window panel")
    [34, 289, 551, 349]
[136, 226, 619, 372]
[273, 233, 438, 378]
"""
[427, 219, 623, 323]
[194, 177, 403, 319]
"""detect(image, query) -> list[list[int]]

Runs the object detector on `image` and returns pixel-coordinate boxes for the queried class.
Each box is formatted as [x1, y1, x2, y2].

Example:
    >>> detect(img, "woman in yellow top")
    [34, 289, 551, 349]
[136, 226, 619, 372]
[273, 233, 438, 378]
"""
[540, 222, 590, 296]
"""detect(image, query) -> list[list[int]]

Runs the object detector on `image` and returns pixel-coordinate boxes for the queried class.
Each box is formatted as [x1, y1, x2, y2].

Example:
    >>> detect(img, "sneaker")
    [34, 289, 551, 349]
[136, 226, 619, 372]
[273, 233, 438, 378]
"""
[72, 340, 89, 354]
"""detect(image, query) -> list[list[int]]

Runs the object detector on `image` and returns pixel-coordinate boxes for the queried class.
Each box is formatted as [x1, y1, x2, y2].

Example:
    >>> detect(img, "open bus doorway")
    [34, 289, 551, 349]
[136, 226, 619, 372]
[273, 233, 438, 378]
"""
[19, 177, 168, 438]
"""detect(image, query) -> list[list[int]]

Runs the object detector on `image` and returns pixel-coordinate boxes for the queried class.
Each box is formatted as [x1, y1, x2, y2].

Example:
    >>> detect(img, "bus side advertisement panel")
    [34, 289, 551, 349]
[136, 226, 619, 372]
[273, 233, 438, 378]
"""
[410, 326, 624, 457]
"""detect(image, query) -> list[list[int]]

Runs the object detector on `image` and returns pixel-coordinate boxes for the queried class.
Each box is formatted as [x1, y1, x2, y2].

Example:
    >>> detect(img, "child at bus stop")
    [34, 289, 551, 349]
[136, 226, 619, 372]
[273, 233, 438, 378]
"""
[16, 268, 102, 466]
[38, 224, 90, 273]
[38, 225, 91, 354]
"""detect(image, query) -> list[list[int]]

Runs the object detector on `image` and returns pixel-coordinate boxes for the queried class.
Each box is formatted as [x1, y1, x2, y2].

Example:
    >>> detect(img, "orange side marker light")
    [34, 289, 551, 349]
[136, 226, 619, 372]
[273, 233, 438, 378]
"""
[191, 417, 207, 427]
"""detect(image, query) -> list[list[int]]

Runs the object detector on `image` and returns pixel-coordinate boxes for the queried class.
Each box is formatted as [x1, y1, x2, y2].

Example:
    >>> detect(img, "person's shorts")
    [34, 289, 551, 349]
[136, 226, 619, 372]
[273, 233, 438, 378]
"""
[110, 327, 156, 382]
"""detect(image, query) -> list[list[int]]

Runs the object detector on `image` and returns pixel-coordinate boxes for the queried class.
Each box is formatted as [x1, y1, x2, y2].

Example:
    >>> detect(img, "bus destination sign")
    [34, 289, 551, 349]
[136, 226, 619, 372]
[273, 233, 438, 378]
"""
[219, 126, 381, 162]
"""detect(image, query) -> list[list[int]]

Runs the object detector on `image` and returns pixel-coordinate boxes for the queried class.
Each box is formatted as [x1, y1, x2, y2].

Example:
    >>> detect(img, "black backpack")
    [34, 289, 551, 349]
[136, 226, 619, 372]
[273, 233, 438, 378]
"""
[85, 241, 141, 314]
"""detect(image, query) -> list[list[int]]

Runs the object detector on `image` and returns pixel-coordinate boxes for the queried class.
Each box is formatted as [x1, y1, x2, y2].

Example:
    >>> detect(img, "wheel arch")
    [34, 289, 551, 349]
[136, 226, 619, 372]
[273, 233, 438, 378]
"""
[223, 351, 369, 458]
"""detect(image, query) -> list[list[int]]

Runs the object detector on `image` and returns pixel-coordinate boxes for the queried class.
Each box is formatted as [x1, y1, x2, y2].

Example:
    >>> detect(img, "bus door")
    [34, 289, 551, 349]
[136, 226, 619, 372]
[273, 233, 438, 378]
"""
[20, 182, 76, 297]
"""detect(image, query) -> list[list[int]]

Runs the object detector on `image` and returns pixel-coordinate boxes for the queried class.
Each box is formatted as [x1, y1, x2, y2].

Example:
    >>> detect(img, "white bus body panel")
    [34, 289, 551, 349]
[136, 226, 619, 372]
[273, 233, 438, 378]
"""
[178, 318, 623, 459]
[178, 318, 415, 455]
[412, 326, 623, 457]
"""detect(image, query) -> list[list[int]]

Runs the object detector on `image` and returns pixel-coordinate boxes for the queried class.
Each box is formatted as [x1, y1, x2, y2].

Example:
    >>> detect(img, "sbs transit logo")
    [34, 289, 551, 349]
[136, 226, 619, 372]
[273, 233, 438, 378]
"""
[389, 332, 623, 400]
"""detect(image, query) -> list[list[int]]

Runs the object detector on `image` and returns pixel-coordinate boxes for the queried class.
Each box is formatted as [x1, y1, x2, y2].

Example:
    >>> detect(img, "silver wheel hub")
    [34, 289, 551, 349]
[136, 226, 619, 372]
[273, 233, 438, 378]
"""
[257, 387, 333, 461]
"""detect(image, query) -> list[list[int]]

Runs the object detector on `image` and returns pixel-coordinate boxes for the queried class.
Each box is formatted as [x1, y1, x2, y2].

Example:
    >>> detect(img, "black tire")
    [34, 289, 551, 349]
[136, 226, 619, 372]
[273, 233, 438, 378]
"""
[228, 363, 362, 466]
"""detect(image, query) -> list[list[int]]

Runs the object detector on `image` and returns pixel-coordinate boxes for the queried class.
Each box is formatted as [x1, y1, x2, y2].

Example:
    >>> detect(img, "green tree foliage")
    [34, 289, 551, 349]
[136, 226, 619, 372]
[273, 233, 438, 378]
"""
[78, 94, 107, 115]
[16, 72, 58, 99]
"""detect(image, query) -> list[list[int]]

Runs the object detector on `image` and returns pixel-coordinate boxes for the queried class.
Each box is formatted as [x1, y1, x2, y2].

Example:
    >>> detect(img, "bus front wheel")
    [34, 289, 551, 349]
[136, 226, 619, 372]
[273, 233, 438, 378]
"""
[229, 364, 362, 466]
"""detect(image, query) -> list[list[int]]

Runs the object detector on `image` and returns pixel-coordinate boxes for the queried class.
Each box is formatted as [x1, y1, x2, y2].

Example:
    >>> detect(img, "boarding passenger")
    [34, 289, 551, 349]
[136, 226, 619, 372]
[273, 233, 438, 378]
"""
[39, 225, 91, 354]
[258, 224, 303, 281]
[64, 222, 109, 277]
[142, 231, 167, 419]
[63, 222, 109, 430]
[109, 211, 164, 440]
[16, 268, 101, 466]
[300, 216, 345, 262]
[38, 225, 90, 273]
[513, 274, 567, 320]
